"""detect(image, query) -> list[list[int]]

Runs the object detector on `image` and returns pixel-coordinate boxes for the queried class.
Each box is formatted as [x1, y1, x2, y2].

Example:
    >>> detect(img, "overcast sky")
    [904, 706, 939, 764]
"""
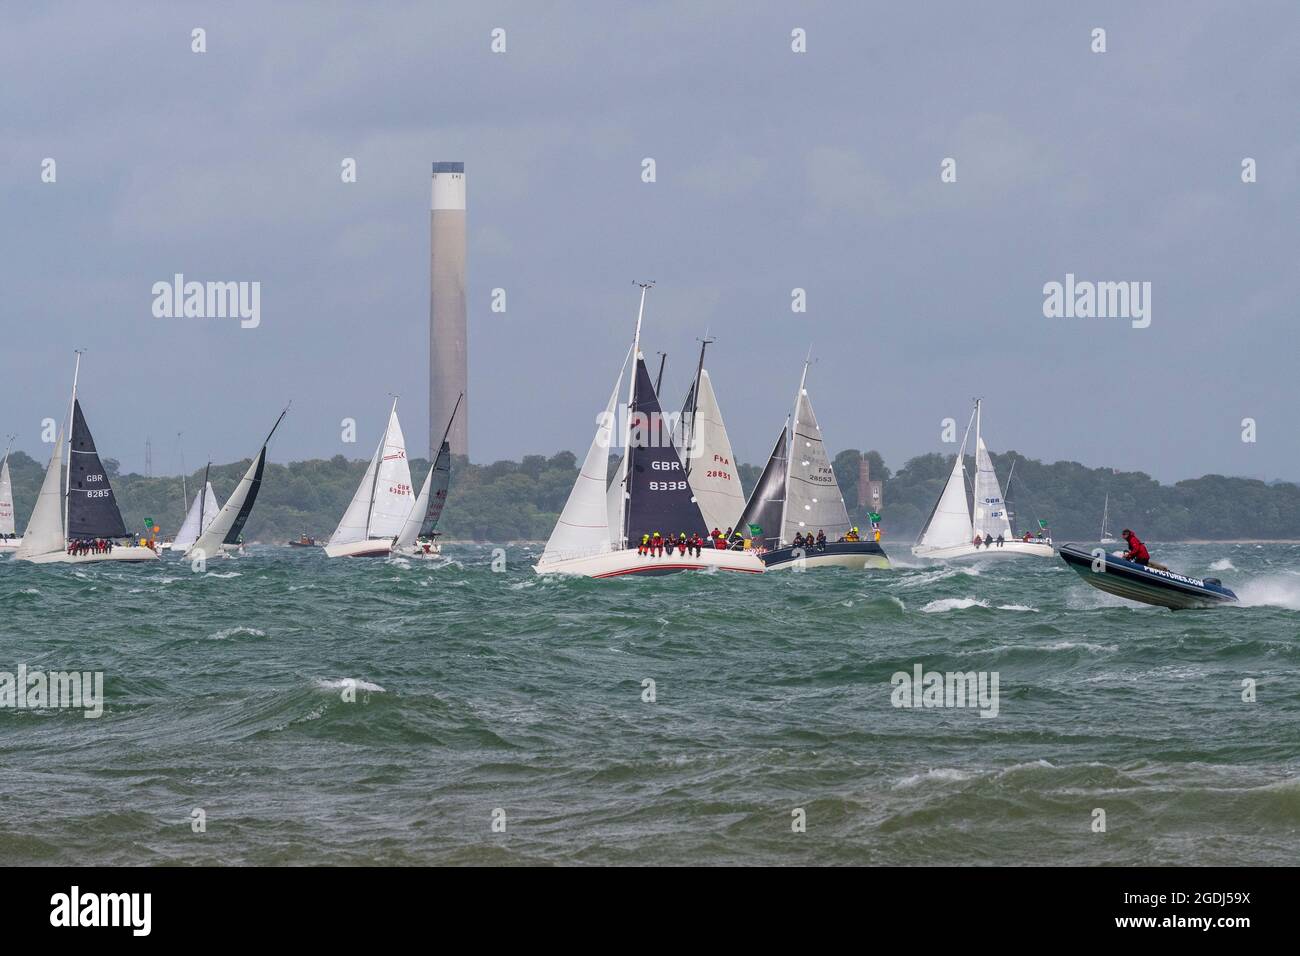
[2, 1, 1296, 482]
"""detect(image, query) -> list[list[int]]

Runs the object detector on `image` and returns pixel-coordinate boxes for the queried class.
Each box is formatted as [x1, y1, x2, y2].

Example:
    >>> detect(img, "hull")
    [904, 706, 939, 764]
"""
[18, 545, 161, 565]
[760, 540, 891, 570]
[534, 546, 765, 578]
[394, 541, 442, 559]
[912, 540, 1055, 560]
[1059, 543, 1237, 610]
[0, 538, 22, 552]
[324, 538, 393, 559]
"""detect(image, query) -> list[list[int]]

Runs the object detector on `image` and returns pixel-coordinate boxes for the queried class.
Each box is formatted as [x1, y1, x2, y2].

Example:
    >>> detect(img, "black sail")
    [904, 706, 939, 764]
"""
[420, 441, 452, 537]
[67, 400, 128, 538]
[625, 357, 706, 543]
[734, 425, 787, 550]
[223, 446, 267, 544]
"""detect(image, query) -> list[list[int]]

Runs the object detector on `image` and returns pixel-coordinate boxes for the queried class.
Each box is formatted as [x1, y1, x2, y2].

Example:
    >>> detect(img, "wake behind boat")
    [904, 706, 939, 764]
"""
[534, 283, 763, 578]
[912, 399, 1053, 560]
[735, 361, 889, 571]
[15, 353, 158, 564]
[1059, 543, 1238, 609]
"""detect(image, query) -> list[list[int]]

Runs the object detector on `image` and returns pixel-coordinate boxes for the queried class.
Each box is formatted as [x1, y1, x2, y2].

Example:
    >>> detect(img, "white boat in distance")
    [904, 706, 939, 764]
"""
[183, 408, 288, 562]
[170, 463, 221, 553]
[393, 394, 461, 558]
[534, 284, 763, 577]
[15, 353, 158, 564]
[1099, 492, 1117, 543]
[735, 361, 890, 571]
[0, 439, 21, 551]
[912, 399, 1054, 560]
[325, 399, 413, 558]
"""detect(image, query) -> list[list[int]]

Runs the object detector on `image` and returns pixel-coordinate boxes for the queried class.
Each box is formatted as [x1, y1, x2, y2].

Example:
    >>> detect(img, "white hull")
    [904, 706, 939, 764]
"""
[394, 541, 442, 559]
[0, 538, 21, 552]
[912, 540, 1055, 560]
[534, 547, 765, 578]
[324, 538, 393, 558]
[17, 545, 161, 565]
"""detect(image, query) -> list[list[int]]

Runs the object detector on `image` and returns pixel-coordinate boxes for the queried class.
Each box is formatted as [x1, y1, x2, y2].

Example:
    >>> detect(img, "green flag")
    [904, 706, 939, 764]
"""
[1038, 519, 1049, 529]
[867, 512, 881, 523]
[747, 523, 763, 537]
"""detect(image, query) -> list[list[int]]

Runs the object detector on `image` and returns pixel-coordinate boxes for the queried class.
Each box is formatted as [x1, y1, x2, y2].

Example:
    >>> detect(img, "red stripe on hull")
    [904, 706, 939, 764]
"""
[593, 562, 763, 579]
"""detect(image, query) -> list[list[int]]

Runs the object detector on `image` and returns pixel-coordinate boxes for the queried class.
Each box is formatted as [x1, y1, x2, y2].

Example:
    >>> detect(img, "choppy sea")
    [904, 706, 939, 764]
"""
[1, 542, 1297, 865]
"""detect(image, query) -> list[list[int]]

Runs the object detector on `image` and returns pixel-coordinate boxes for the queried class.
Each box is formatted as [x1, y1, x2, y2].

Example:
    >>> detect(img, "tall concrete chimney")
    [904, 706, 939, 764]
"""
[430, 161, 468, 458]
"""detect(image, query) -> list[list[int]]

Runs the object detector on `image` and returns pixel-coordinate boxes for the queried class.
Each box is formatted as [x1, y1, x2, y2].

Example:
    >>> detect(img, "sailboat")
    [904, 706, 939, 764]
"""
[324, 399, 413, 558]
[912, 399, 1053, 559]
[169, 463, 222, 554]
[393, 393, 461, 558]
[673, 339, 746, 535]
[534, 284, 764, 577]
[0, 439, 20, 551]
[183, 408, 288, 561]
[14, 354, 159, 564]
[1099, 493, 1117, 543]
[735, 362, 890, 570]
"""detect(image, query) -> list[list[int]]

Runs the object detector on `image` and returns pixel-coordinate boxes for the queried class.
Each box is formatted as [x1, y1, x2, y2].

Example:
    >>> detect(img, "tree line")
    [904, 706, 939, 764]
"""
[3, 446, 1297, 544]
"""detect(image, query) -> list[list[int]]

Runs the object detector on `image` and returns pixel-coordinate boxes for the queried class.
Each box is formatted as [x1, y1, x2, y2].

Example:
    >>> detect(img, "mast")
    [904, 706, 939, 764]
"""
[199, 461, 211, 533]
[683, 335, 713, 478]
[366, 398, 397, 539]
[619, 281, 651, 548]
[781, 354, 811, 546]
[63, 350, 83, 542]
[654, 352, 667, 396]
[178, 432, 188, 515]
[439, 392, 464, 451]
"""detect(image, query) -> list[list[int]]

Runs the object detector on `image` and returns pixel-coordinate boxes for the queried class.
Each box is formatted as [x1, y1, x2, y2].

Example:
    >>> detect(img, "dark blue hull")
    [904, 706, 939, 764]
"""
[1059, 544, 1237, 610]
[759, 539, 891, 570]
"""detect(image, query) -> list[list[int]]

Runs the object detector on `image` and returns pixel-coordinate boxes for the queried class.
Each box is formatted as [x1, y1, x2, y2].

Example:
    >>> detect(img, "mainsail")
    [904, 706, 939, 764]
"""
[329, 401, 413, 546]
[678, 369, 745, 533]
[0, 449, 15, 536]
[782, 378, 850, 544]
[539, 371, 623, 563]
[625, 358, 705, 543]
[971, 401, 1014, 541]
[735, 425, 788, 550]
[14, 427, 65, 559]
[67, 399, 127, 539]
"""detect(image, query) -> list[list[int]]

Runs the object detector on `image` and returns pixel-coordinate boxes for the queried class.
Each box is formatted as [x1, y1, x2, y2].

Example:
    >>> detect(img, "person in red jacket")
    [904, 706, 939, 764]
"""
[1121, 529, 1149, 566]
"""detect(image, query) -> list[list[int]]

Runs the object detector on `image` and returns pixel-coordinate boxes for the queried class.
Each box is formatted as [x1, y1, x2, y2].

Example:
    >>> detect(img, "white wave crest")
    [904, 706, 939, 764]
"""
[313, 677, 386, 693]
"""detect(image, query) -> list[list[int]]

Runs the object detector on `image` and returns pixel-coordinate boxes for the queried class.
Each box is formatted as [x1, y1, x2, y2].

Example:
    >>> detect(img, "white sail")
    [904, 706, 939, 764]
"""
[0, 453, 14, 536]
[330, 442, 381, 547]
[540, 373, 623, 564]
[605, 451, 626, 549]
[683, 369, 745, 533]
[782, 382, 851, 544]
[394, 469, 431, 550]
[15, 427, 66, 558]
[917, 453, 973, 549]
[972, 436, 1013, 541]
[187, 456, 258, 558]
[328, 403, 412, 546]
[173, 482, 221, 551]
[368, 406, 413, 538]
